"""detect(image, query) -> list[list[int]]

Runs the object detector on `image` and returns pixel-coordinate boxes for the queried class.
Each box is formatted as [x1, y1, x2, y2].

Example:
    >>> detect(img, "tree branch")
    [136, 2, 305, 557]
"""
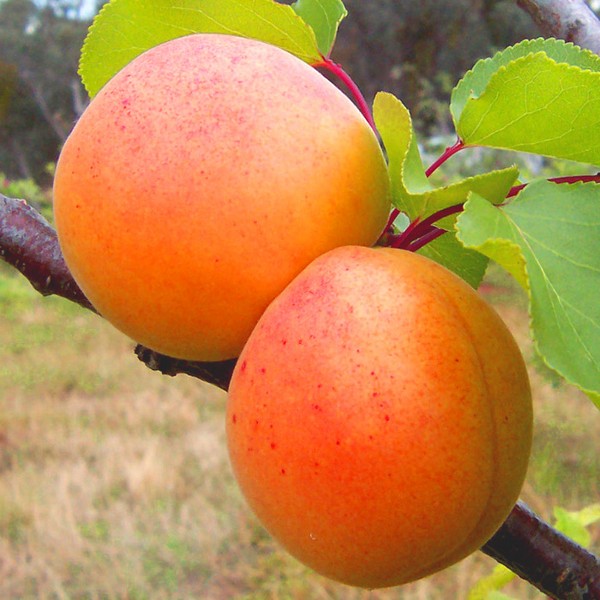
[133, 345, 235, 391]
[0, 193, 93, 310]
[517, 0, 600, 54]
[482, 502, 600, 599]
[1, 194, 598, 597]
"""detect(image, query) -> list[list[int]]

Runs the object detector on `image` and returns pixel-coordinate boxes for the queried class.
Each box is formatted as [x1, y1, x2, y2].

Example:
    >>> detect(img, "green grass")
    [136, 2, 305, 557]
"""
[0, 264, 597, 599]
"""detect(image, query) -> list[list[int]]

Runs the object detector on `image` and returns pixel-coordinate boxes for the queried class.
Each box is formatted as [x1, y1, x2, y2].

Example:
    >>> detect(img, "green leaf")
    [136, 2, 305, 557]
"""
[418, 232, 490, 289]
[451, 38, 600, 123]
[80, 0, 322, 98]
[467, 564, 516, 600]
[457, 181, 600, 407]
[373, 91, 432, 202]
[373, 91, 519, 287]
[453, 46, 600, 164]
[291, 0, 347, 57]
[554, 508, 591, 547]
[553, 504, 600, 547]
[575, 503, 600, 528]
[374, 92, 519, 220]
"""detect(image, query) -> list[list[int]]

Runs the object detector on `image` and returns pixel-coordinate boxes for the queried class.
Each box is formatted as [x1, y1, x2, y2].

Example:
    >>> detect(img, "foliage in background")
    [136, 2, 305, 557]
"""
[0, 169, 53, 220]
[0, 0, 577, 182]
[0, 0, 98, 183]
[330, 0, 542, 132]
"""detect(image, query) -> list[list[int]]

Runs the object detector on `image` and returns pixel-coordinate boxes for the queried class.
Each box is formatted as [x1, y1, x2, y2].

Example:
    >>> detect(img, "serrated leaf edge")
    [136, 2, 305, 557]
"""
[457, 190, 600, 409]
[451, 37, 600, 125]
[79, 0, 321, 97]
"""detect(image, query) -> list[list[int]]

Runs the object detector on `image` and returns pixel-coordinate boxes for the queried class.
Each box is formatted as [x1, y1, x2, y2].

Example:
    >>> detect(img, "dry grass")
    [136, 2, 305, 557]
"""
[0, 265, 597, 599]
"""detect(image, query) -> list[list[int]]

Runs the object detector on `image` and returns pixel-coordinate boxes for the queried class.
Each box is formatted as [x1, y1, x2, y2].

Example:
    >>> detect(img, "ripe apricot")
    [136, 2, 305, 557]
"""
[53, 34, 391, 361]
[227, 246, 533, 588]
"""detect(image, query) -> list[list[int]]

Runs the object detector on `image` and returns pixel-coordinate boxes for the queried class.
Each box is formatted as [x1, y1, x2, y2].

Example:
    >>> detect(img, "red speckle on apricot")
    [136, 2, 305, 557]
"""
[226, 246, 532, 589]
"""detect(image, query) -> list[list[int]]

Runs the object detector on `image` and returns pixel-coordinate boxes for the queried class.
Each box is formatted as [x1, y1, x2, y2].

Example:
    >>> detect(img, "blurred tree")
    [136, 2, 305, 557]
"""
[0, 0, 94, 182]
[332, 0, 542, 133]
[1, 0, 598, 182]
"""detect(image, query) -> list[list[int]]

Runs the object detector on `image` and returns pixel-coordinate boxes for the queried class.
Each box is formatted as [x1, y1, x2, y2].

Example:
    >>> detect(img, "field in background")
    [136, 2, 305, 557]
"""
[0, 263, 598, 599]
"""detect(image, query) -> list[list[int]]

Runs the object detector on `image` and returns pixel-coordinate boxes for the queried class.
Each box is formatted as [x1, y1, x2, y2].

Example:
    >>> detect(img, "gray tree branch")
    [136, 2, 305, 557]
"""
[517, 0, 600, 54]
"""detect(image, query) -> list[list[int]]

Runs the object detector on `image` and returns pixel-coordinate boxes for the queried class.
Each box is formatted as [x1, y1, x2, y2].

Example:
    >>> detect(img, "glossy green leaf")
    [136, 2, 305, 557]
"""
[80, 0, 321, 97]
[454, 49, 600, 164]
[291, 0, 347, 57]
[373, 91, 431, 203]
[457, 181, 600, 407]
[373, 92, 517, 227]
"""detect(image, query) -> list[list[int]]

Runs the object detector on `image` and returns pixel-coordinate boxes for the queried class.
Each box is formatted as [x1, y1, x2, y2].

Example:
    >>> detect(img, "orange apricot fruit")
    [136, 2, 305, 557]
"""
[53, 34, 391, 361]
[226, 245, 533, 588]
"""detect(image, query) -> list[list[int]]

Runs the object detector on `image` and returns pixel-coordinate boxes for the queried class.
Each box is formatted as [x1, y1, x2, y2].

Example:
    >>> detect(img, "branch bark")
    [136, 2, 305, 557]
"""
[0, 193, 93, 310]
[482, 502, 600, 599]
[1, 194, 598, 598]
[517, 0, 600, 54]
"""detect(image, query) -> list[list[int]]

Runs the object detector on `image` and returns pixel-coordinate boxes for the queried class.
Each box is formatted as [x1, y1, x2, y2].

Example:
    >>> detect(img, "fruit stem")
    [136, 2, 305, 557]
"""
[383, 154, 600, 252]
[317, 57, 377, 132]
[389, 203, 464, 250]
[378, 139, 467, 246]
[411, 202, 464, 235]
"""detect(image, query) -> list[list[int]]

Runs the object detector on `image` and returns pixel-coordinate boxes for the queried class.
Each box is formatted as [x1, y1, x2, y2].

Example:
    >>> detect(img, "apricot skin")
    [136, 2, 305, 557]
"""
[226, 246, 533, 589]
[53, 34, 391, 361]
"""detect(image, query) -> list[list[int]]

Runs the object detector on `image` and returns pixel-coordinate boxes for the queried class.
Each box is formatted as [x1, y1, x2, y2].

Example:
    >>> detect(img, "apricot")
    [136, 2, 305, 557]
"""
[226, 246, 532, 588]
[53, 34, 391, 361]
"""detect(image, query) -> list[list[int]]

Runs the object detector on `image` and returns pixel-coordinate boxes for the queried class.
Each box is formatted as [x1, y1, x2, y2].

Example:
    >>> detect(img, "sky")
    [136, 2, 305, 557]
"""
[28, 0, 100, 19]
[80, 0, 99, 18]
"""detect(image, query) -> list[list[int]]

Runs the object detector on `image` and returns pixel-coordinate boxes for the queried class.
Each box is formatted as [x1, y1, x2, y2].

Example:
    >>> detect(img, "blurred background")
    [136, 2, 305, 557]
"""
[1, 0, 599, 598]
[0, 0, 545, 187]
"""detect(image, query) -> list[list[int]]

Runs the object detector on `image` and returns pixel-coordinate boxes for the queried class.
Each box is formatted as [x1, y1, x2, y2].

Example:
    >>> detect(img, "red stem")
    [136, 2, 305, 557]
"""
[405, 227, 447, 252]
[385, 162, 599, 252]
[409, 202, 464, 236]
[390, 216, 421, 249]
[425, 138, 466, 177]
[507, 174, 600, 198]
[384, 208, 401, 233]
[379, 140, 467, 246]
[390, 203, 464, 250]
[316, 57, 377, 132]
